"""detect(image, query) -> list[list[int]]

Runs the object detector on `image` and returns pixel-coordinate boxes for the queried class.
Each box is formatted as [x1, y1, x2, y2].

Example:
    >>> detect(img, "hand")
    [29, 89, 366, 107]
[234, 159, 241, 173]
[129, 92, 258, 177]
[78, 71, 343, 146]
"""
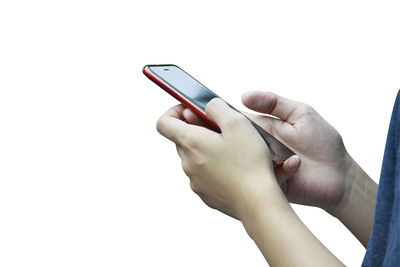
[240, 91, 353, 214]
[181, 104, 302, 187]
[156, 98, 284, 220]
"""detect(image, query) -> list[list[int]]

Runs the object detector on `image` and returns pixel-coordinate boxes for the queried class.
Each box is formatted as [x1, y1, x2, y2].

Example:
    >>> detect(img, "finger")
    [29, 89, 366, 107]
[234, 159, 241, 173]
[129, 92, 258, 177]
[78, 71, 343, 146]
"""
[182, 108, 210, 128]
[161, 104, 186, 120]
[158, 105, 218, 147]
[205, 98, 246, 132]
[156, 105, 191, 146]
[275, 155, 301, 185]
[242, 91, 306, 124]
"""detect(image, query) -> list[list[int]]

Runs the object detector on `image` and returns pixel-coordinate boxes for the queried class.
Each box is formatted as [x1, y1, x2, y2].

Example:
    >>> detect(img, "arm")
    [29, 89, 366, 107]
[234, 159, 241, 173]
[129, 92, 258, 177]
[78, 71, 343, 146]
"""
[157, 99, 344, 266]
[241, 183, 343, 267]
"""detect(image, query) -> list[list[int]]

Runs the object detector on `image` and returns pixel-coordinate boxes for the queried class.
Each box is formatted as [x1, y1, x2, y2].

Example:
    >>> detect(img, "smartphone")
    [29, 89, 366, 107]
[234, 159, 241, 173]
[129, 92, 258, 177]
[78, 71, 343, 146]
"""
[143, 64, 294, 167]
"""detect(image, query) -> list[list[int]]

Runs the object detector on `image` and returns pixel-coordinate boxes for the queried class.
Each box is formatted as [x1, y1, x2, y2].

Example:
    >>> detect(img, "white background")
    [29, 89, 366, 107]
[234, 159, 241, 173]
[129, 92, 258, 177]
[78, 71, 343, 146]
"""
[0, 0, 399, 266]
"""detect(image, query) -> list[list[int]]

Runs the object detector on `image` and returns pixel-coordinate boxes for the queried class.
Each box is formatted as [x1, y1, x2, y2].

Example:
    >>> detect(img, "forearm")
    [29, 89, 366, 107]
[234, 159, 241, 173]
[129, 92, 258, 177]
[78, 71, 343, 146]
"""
[330, 154, 378, 247]
[240, 182, 344, 267]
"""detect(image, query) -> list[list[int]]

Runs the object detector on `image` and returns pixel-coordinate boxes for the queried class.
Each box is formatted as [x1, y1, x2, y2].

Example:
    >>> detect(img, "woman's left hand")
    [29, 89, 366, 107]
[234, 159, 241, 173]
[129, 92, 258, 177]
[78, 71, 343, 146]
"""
[156, 98, 296, 220]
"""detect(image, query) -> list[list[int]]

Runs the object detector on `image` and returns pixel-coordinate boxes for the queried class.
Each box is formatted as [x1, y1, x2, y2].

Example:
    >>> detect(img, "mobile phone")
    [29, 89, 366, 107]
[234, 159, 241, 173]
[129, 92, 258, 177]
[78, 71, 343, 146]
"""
[143, 64, 294, 166]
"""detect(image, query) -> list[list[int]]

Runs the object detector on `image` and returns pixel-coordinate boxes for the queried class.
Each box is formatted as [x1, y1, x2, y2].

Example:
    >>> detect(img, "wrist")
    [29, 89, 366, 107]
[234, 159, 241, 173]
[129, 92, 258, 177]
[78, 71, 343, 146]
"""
[326, 153, 378, 246]
[327, 152, 376, 219]
[326, 152, 357, 218]
[237, 178, 289, 226]
[235, 172, 345, 266]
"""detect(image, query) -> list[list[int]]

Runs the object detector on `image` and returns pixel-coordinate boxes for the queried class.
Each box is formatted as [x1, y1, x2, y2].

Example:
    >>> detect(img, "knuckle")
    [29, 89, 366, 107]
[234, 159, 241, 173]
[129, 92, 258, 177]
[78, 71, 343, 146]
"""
[156, 117, 164, 133]
[190, 181, 201, 194]
[193, 157, 206, 169]
[203, 199, 216, 210]
[182, 160, 193, 177]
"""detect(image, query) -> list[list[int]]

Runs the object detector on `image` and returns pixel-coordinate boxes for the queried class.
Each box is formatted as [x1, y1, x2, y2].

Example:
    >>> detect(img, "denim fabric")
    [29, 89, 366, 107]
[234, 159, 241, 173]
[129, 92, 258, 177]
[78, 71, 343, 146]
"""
[362, 91, 400, 266]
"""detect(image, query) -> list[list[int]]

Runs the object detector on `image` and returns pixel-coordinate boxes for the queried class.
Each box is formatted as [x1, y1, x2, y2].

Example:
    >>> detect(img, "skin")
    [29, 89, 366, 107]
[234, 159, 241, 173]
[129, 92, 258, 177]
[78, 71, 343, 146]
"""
[240, 91, 377, 247]
[156, 91, 378, 265]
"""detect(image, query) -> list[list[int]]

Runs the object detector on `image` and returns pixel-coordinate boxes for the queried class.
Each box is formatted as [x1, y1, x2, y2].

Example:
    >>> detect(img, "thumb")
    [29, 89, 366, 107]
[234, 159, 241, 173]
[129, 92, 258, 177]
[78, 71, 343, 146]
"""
[242, 91, 306, 124]
[275, 155, 301, 185]
[205, 98, 244, 132]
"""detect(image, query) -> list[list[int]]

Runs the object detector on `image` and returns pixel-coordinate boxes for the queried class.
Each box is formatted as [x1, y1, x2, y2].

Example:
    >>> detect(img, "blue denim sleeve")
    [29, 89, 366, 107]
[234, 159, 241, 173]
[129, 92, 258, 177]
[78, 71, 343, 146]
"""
[362, 90, 400, 267]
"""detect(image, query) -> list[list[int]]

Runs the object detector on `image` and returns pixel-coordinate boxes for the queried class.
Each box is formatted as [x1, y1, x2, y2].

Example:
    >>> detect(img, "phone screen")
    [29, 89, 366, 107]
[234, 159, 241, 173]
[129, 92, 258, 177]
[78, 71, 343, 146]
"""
[148, 65, 218, 111]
